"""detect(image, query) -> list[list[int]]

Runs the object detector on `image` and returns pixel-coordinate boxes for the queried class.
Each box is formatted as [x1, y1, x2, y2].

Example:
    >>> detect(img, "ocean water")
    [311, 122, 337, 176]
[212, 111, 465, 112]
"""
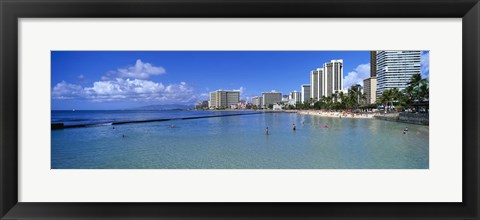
[51, 111, 429, 169]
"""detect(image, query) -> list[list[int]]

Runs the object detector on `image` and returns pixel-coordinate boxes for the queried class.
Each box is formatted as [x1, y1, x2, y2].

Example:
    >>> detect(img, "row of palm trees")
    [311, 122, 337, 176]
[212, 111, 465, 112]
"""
[293, 84, 366, 110]
[290, 74, 429, 112]
[379, 74, 429, 112]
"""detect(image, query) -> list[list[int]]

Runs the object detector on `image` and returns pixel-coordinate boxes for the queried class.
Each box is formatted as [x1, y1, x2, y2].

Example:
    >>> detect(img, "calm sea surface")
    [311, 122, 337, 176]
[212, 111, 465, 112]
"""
[51, 110, 429, 169]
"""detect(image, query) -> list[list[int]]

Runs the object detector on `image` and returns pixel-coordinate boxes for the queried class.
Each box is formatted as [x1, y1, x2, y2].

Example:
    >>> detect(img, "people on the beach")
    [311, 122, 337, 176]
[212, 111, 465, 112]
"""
[266, 127, 269, 135]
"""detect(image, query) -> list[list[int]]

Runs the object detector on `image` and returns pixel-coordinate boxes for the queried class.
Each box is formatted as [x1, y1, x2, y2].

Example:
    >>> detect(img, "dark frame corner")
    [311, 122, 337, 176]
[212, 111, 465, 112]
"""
[1, 0, 479, 219]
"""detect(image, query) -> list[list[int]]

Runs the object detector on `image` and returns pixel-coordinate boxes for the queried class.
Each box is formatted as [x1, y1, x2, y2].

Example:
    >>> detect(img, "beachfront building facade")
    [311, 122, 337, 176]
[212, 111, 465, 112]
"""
[323, 59, 343, 97]
[262, 91, 282, 108]
[301, 84, 311, 103]
[309, 60, 343, 101]
[289, 91, 302, 104]
[209, 90, 240, 109]
[252, 96, 263, 108]
[364, 76, 377, 104]
[376, 51, 421, 97]
[310, 69, 320, 101]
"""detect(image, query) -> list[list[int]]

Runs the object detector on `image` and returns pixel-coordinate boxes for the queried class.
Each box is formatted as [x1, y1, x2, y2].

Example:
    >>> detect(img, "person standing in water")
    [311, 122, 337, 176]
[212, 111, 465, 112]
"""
[403, 127, 409, 135]
[292, 124, 296, 131]
[266, 127, 269, 135]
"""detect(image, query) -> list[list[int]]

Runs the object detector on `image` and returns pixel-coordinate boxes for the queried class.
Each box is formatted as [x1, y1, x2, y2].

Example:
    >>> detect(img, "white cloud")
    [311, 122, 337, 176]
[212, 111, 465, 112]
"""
[102, 59, 166, 80]
[421, 51, 430, 79]
[343, 63, 370, 89]
[234, 86, 246, 94]
[51, 81, 84, 99]
[52, 79, 200, 103]
[52, 60, 209, 104]
[199, 93, 210, 100]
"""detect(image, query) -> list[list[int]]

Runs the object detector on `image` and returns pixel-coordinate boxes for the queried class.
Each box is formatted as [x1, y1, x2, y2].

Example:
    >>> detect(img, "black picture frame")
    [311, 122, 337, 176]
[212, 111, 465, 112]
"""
[1, 0, 479, 219]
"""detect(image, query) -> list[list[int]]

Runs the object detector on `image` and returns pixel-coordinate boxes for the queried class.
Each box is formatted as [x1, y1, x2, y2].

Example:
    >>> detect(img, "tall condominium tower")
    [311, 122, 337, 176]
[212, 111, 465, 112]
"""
[310, 69, 319, 101]
[370, 51, 377, 77]
[323, 59, 343, 97]
[301, 84, 311, 103]
[376, 51, 421, 97]
[363, 76, 377, 104]
[310, 60, 343, 100]
[209, 90, 240, 109]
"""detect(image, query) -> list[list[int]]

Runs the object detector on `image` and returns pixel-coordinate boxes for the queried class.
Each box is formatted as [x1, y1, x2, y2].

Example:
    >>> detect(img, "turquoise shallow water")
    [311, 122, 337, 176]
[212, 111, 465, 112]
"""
[51, 112, 429, 169]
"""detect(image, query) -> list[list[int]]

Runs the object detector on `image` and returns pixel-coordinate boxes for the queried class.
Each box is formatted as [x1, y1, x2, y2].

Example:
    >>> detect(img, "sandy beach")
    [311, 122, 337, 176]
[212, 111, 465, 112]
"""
[296, 110, 377, 119]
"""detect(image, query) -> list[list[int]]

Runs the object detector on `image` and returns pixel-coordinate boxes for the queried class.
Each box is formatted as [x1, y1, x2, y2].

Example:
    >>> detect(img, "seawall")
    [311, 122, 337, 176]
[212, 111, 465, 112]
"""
[374, 112, 429, 125]
[51, 112, 264, 130]
[398, 112, 429, 125]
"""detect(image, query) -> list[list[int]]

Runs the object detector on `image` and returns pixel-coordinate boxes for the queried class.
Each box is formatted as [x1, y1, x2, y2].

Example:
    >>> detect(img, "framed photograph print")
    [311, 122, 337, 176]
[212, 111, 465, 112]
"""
[1, 0, 479, 219]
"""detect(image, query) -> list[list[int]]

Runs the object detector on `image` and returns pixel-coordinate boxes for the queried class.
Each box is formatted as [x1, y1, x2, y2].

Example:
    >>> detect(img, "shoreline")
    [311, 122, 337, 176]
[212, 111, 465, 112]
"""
[296, 110, 376, 119]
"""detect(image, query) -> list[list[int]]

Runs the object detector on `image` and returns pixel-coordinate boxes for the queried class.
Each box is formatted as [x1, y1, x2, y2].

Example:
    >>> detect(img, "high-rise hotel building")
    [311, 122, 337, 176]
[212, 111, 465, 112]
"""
[376, 51, 421, 97]
[364, 51, 377, 104]
[363, 77, 377, 104]
[262, 91, 282, 108]
[310, 60, 343, 100]
[301, 84, 311, 103]
[310, 69, 320, 100]
[209, 90, 240, 109]
[370, 51, 377, 77]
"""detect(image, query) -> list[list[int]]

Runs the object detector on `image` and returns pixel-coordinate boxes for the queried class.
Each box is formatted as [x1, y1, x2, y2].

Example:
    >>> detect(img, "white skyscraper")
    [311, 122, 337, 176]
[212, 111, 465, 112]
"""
[310, 69, 319, 101]
[309, 60, 343, 100]
[301, 84, 311, 103]
[323, 59, 343, 97]
[376, 51, 421, 97]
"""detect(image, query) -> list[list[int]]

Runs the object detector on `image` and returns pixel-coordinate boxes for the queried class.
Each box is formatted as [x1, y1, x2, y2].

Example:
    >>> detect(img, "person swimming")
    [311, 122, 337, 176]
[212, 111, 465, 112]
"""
[122, 134, 126, 138]
[170, 124, 176, 128]
[403, 127, 409, 135]
[266, 127, 269, 135]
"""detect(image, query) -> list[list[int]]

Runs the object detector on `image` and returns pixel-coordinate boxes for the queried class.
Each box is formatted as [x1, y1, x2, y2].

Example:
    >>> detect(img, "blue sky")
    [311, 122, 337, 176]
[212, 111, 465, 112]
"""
[52, 51, 429, 110]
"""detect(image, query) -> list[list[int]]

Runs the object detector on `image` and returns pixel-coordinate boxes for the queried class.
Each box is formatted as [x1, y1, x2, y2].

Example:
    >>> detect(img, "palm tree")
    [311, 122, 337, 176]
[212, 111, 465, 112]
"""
[346, 85, 366, 110]
[403, 74, 429, 111]
[380, 88, 402, 113]
[323, 96, 333, 110]
[338, 91, 346, 110]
